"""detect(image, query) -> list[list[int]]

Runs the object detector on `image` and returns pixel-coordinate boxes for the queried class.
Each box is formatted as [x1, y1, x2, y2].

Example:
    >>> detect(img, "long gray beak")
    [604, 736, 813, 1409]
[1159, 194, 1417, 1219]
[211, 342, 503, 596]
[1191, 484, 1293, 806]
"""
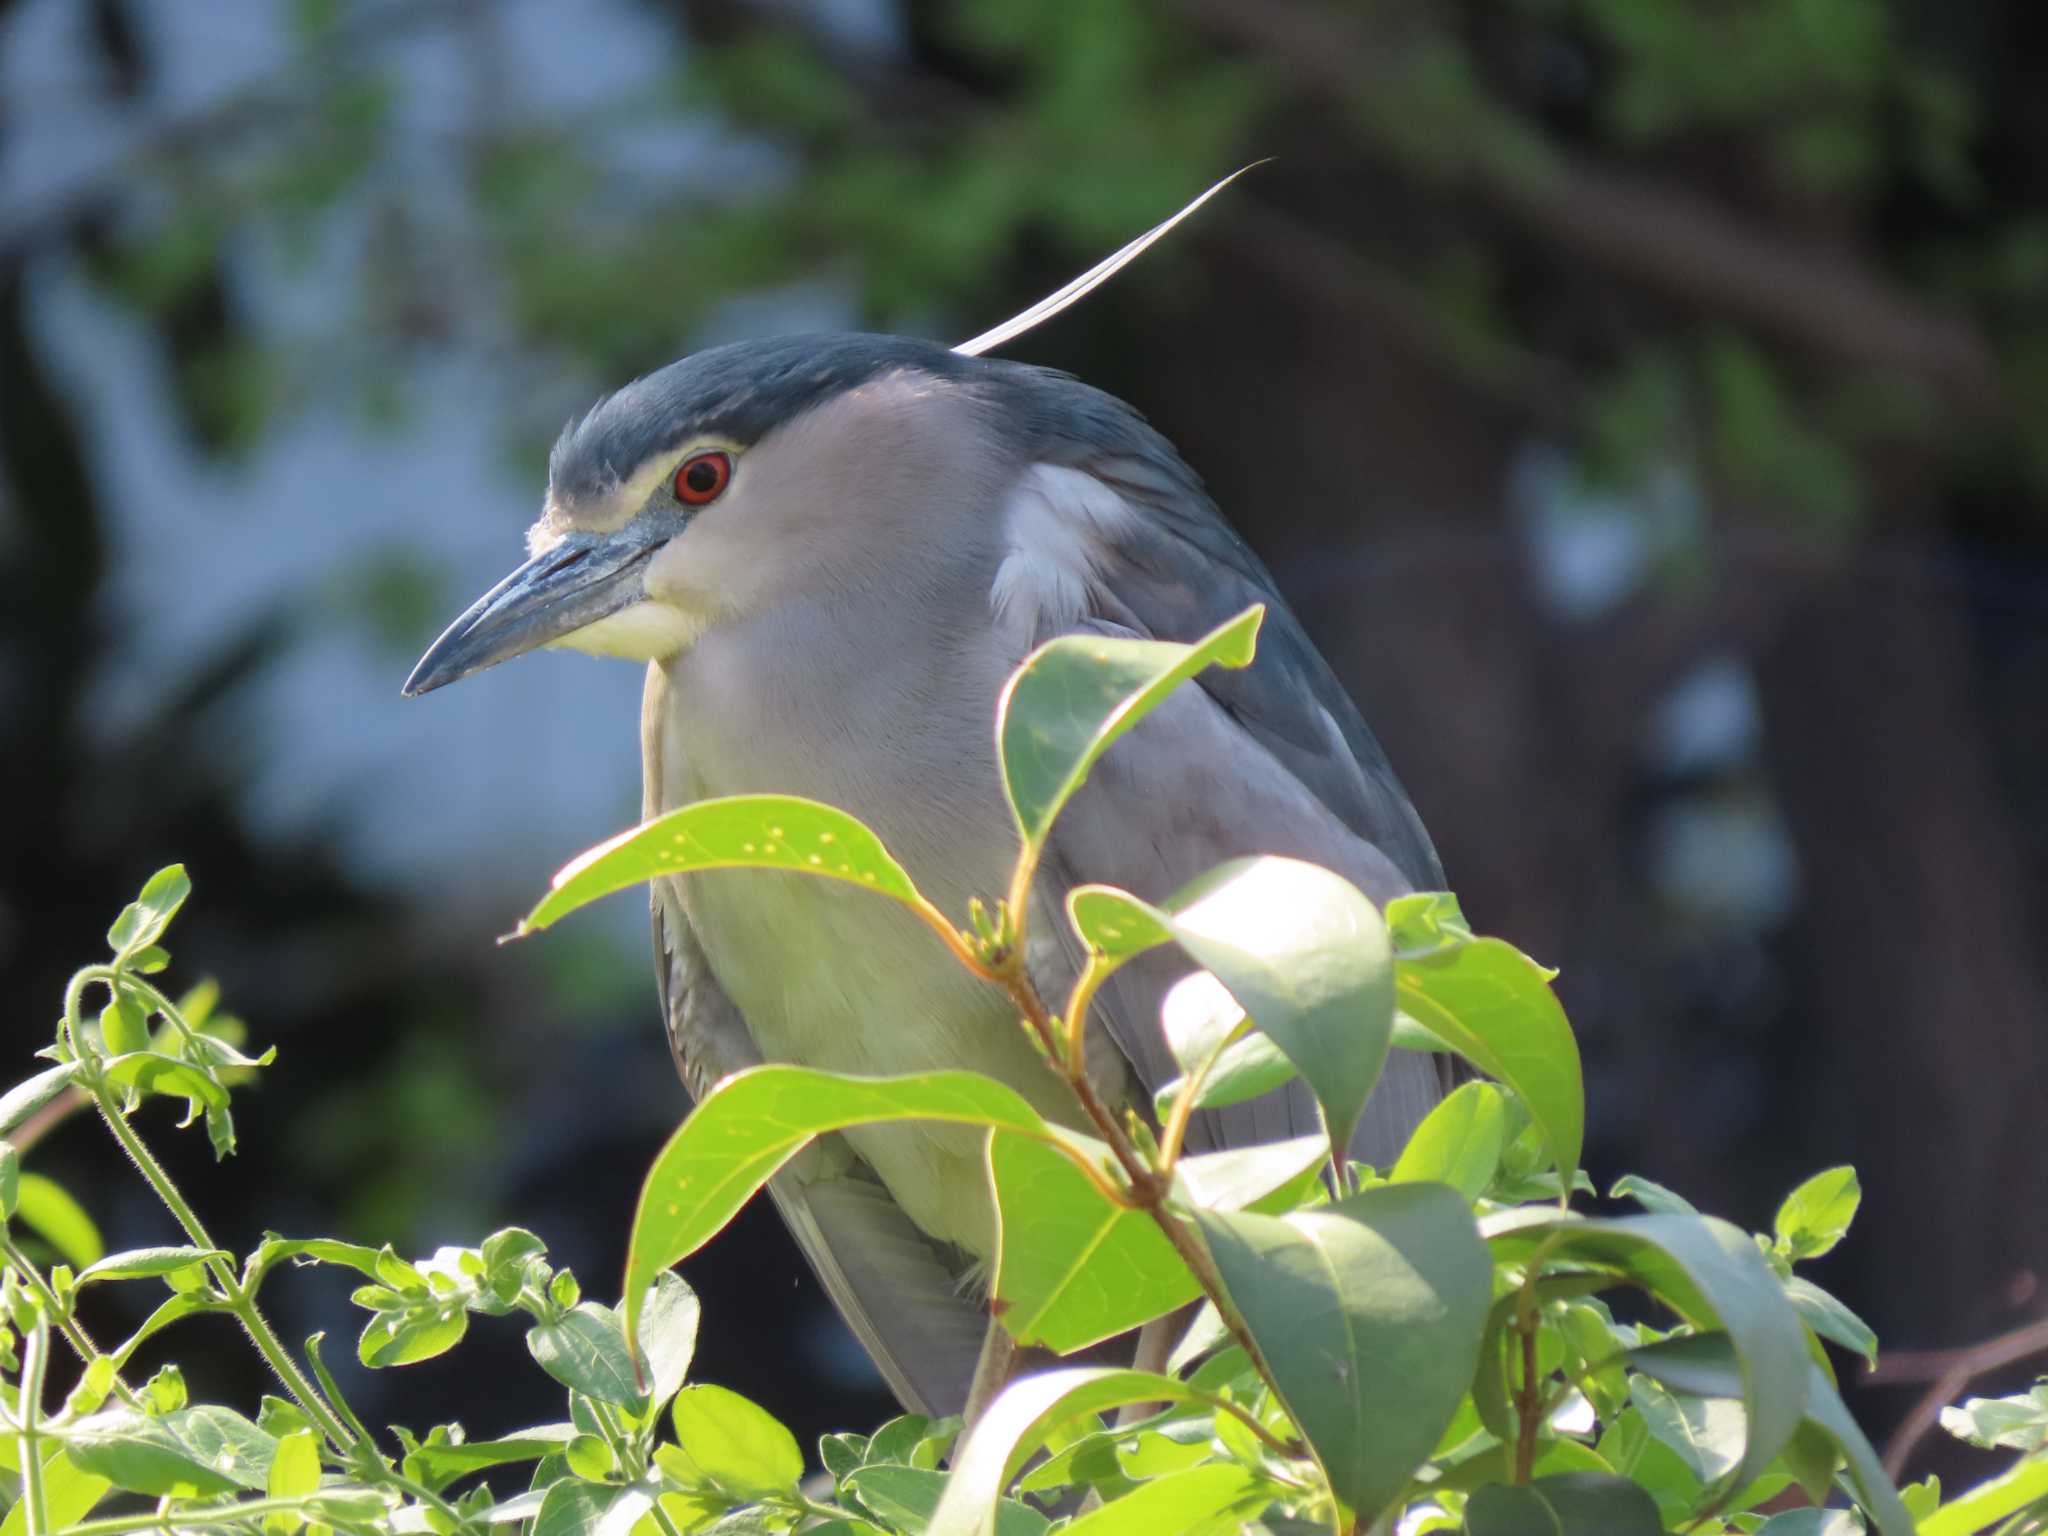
[403, 531, 658, 697]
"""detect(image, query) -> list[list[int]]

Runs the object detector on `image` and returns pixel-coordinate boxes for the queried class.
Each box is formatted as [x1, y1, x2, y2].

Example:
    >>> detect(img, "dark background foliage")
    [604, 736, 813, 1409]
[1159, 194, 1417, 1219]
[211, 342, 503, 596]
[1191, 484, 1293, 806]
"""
[2, 0, 2043, 1488]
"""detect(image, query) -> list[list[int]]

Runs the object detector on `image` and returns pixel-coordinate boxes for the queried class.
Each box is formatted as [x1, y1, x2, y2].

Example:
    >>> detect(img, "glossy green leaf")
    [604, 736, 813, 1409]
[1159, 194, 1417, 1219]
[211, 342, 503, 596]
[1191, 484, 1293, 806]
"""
[931, 1368, 1212, 1536]
[358, 1305, 467, 1367]
[1631, 1374, 1745, 1484]
[1784, 1276, 1877, 1366]
[1918, 1454, 2048, 1536]
[1464, 1472, 1663, 1535]
[0, 1450, 111, 1536]
[1384, 891, 1474, 956]
[98, 1051, 228, 1113]
[16, 1172, 103, 1267]
[520, 795, 929, 935]
[107, 865, 191, 958]
[1174, 1134, 1330, 1213]
[1390, 1080, 1507, 1200]
[1774, 1167, 1860, 1260]
[532, 1479, 623, 1536]
[1155, 1033, 1296, 1121]
[1196, 1182, 1491, 1520]
[109, 1293, 220, 1367]
[622, 1067, 1059, 1344]
[634, 1271, 701, 1409]
[76, 1246, 228, 1287]
[66, 1409, 247, 1498]
[999, 606, 1262, 856]
[1397, 936, 1583, 1192]
[1622, 1333, 1910, 1536]
[1075, 857, 1395, 1160]
[527, 1303, 642, 1406]
[265, 1428, 321, 1535]
[668, 1383, 802, 1497]
[0, 1064, 79, 1140]
[989, 1132, 1193, 1352]
[1608, 1173, 1700, 1216]
[403, 1427, 575, 1484]
[1061, 1463, 1258, 1535]
[1067, 887, 1173, 961]
[847, 1465, 1049, 1536]
[1492, 1214, 1806, 1493]
[246, 1235, 385, 1285]
[1940, 1382, 2048, 1452]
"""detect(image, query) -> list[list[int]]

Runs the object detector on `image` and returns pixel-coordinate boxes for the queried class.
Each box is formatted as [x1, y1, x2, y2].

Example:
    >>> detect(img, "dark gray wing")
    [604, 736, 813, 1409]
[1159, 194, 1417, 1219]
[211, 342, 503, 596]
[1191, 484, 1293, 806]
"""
[998, 379, 1449, 1163]
[652, 893, 988, 1417]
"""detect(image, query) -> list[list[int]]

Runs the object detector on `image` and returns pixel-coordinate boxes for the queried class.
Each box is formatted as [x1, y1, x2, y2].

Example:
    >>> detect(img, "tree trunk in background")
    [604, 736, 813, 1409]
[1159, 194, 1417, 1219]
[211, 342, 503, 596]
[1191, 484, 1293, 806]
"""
[1757, 545, 2048, 1345]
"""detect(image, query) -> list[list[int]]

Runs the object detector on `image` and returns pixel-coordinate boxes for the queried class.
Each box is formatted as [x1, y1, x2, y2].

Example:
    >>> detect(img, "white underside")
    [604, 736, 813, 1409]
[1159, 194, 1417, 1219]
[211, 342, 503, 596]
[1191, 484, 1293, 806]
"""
[547, 599, 705, 661]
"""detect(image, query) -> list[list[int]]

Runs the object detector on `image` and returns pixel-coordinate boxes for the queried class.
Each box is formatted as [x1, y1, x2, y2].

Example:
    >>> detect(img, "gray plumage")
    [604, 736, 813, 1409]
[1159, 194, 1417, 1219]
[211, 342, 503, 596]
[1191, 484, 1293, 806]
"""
[409, 324, 1449, 1420]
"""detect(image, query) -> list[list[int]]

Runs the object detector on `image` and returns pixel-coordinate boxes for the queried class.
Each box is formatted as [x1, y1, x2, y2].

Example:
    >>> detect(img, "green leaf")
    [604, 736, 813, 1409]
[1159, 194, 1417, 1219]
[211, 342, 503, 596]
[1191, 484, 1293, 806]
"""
[168, 1405, 280, 1490]
[846, 1465, 1050, 1536]
[930, 1368, 1213, 1536]
[1774, 1167, 1860, 1261]
[404, 1427, 576, 1485]
[0, 1064, 80, 1139]
[1385, 892, 1474, 956]
[1622, 1334, 1911, 1536]
[1060, 1464, 1258, 1535]
[358, 1304, 468, 1367]
[16, 1172, 103, 1267]
[1174, 1134, 1331, 1213]
[1075, 857, 1395, 1159]
[108, 865, 192, 958]
[1755, 1512, 1867, 1535]
[265, 1428, 322, 1535]
[65, 1409, 247, 1498]
[1390, 1080, 1507, 1200]
[622, 1067, 1058, 1344]
[519, 795, 930, 935]
[1195, 1182, 1491, 1520]
[668, 1383, 802, 1497]
[76, 1246, 228, 1287]
[1608, 1173, 1700, 1217]
[108, 1295, 222, 1368]
[1784, 1276, 1878, 1366]
[532, 1479, 624, 1536]
[1464, 1472, 1663, 1534]
[999, 606, 1262, 858]
[1396, 936, 1583, 1193]
[1155, 1033, 1297, 1120]
[1917, 1453, 2048, 1536]
[98, 1051, 229, 1113]
[527, 1303, 643, 1406]
[0, 1450, 111, 1536]
[0, 1140, 15, 1221]
[989, 1133, 1193, 1352]
[634, 1271, 701, 1410]
[99, 997, 151, 1056]
[1940, 1383, 2048, 1453]
[1492, 1213, 1807, 1493]
[247, 1235, 386, 1285]
[1631, 1374, 1745, 1484]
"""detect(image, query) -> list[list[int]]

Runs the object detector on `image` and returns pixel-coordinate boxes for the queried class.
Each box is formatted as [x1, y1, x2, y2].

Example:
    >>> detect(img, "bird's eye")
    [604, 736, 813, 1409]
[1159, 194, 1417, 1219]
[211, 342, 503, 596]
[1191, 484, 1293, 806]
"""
[674, 450, 732, 506]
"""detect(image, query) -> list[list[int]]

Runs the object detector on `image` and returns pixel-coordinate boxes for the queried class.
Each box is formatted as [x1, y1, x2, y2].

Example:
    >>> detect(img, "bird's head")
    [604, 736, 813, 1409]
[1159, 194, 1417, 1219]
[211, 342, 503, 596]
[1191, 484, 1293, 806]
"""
[402, 333, 994, 697]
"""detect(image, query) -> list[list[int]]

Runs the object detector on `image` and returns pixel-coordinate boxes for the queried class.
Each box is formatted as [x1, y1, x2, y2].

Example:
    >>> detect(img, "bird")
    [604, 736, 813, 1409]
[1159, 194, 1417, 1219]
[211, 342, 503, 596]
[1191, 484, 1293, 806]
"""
[404, 185, 1449, 1420]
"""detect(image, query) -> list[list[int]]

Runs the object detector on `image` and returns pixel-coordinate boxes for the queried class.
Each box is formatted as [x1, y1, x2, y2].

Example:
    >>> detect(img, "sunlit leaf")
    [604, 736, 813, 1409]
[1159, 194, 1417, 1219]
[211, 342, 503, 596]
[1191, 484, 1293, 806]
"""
[622, 1067, 1060, 1344]
[76, 1246, 227, 1287]
[519, 795, 930, 935]
[527, 1303, 642, 1406]
[1773, 1167, 1860, 1261]
[107, 865, 191, 958]
[929, 1368, 1214, 1536]
[1397, 936, 1582, 1193]
[1390, 1080, 1507, 1200]
[989, 1132, 1192, 1352]
[847, 1465, 1049, 1536]
[668, 1383, 802, 1498]
[16, 1172, 103, 1268]
[1071, 857, 1394, 1161]
[1196, 1182, 1490, 1521]
[634, 1271, 701, 1410]
[1784, 1276, 1877, 1366]
[1000, 606, 1262, 858]
[0, 1450, 111, 1536]
[1059, 1463, 1259, 1534]
[0, 1063, 79, 1139]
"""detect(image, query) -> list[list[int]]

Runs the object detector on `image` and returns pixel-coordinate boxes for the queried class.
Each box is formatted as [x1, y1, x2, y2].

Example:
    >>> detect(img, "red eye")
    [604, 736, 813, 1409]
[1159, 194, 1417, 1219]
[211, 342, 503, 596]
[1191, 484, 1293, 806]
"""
[674, 450, 732, 506]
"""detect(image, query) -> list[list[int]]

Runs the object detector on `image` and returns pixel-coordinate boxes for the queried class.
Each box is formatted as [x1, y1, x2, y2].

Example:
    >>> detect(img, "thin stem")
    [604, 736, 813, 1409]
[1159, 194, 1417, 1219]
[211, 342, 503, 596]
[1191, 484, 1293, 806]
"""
[18, 1316, 50, 1536]
[1511, 1281, 1543, 1483]
[62, 1495, 373, 1536]
[910, 899, 1001, 983]
[1062, 954, 1113, 1070]
[1, 1236, 146, 1411]
[1183, 1385, 1303, 1461]
[86, 1082, 356, 1453]
[988, 959, 1290, 1419]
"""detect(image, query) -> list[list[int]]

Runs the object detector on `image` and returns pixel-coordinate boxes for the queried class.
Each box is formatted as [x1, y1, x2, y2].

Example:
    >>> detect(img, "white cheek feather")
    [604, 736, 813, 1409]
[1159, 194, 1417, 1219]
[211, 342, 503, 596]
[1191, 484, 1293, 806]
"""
[989, 463, 1138, 647]
[546, 600, 708, 661]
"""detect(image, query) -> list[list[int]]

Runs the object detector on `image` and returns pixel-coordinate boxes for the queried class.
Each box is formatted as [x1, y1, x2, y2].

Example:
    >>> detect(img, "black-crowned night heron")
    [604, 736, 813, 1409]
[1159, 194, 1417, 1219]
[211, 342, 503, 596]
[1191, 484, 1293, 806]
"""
[405, 200, 1447, 1418]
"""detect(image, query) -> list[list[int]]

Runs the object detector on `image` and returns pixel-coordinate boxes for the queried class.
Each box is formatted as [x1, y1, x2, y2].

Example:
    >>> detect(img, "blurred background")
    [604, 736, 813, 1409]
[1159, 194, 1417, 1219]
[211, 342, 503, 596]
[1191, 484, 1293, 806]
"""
[3, 0, 2044, 1485]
